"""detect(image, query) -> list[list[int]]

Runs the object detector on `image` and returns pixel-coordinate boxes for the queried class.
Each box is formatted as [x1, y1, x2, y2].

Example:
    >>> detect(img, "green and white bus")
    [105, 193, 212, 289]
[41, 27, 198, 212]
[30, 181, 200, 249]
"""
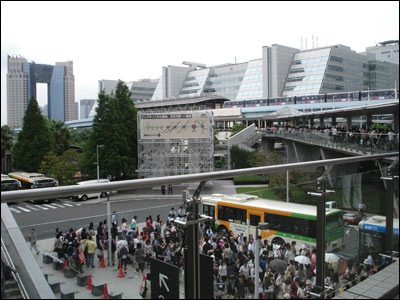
[8, 172, 58, 203]
[201, 193, 345, 251]
[1, 174, 21, 192]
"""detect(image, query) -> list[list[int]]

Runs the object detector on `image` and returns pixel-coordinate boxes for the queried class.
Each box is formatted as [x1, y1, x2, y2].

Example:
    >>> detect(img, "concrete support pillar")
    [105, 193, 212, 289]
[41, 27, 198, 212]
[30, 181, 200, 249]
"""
[310, 118, 315, 129]
[332, 116, 336, 126]
[366, 114, 372, 131]
[393, 113, 399, 133]
[320, 117, 324, 128]
[262, 138, 275, 154]
[347, 117, 352, 131]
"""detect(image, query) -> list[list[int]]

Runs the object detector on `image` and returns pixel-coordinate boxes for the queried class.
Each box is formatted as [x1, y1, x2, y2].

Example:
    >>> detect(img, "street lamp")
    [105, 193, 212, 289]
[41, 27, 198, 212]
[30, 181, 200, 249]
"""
[254, 222, 269, 299]
[96, 144, 104, 200]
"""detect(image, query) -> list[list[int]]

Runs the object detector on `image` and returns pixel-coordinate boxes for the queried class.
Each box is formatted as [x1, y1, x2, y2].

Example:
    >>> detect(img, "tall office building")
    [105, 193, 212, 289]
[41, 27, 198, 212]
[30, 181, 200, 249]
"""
[7, 55, 75, 128]
[79, 99, 96, 120]
[366, 40, 399, 65]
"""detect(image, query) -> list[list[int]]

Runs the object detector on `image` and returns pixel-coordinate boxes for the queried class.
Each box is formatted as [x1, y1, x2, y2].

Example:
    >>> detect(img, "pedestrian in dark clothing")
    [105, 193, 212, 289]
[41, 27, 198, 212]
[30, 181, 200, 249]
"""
[161, 185, 166, 195]
[168, 184, 173, 195]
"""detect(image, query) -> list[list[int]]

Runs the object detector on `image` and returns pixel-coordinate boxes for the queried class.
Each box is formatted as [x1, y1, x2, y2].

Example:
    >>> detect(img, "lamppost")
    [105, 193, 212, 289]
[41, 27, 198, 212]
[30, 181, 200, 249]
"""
[254, 222, 269, 299]
[96, 144, 104, 195]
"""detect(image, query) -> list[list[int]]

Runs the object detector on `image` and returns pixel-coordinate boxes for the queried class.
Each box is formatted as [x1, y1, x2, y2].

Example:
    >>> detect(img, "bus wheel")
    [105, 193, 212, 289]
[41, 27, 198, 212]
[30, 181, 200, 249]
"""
[272, 237, 285, 246]
[100, 192, 107, 198]
[82, 195, 88, 201]
[217, 225, 228, 235]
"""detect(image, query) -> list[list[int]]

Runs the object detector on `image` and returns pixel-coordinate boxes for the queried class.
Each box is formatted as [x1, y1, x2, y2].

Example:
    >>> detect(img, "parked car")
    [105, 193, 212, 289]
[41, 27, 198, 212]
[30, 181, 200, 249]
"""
[70, 179, 111, 201]
[343, 212, 362, 227]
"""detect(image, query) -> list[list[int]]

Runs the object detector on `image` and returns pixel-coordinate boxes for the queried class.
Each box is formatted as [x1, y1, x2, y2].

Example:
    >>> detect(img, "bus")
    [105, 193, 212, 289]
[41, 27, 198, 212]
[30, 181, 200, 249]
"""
[1, 174, 21, 192]
[201, 193, 345, 252]
[8, 172, 58, 203]
[358, 215, 399, 264]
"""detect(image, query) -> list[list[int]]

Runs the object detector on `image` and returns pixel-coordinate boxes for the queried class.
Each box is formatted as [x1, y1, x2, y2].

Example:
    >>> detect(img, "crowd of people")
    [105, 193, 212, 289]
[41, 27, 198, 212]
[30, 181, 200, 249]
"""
[39, 207, 379, 299]
[262, 125, 398, 152]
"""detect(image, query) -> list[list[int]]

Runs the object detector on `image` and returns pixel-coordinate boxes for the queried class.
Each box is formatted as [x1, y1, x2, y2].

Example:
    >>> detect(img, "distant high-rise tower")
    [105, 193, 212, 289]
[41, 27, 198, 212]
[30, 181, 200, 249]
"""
[7, 55, 75, 128]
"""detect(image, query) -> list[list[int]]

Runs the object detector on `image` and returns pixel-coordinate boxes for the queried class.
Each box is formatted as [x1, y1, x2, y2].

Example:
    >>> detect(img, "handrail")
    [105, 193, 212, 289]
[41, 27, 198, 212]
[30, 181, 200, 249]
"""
[1, 153, 398, 203]
[1, 238, 29, 299]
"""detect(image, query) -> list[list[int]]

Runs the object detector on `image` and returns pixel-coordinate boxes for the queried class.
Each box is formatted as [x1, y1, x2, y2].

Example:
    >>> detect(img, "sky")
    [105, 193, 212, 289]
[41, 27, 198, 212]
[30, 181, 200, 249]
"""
[1, 1, 399, 125]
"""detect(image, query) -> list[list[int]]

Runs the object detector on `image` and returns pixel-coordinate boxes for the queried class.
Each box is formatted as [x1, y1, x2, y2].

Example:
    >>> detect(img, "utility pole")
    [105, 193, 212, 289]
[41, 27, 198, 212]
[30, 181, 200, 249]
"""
[308, 176, 335, 295]
[172, 182, 212, 299]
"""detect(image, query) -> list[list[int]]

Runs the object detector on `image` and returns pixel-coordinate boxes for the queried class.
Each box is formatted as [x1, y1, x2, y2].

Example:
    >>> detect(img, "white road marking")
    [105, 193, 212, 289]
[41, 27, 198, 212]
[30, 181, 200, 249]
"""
[9, 207, 21, 214]
[16, 206, 31, 212]
[25, 205, 40, 211]
[36, 205, 49, 210]
[43, 204, 57, 209]
[62, 203, 74, 207]
[51, 203, 65, 208]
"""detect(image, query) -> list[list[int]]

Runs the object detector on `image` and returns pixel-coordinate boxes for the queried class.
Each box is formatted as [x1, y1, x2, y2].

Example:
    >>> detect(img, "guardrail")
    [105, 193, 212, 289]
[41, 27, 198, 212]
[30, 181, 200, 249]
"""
[1, 153, 398, 204]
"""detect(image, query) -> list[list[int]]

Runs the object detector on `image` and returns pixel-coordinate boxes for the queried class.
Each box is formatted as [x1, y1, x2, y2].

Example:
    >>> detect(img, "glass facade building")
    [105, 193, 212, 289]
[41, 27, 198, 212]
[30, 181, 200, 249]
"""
[7, 55, 75, 128]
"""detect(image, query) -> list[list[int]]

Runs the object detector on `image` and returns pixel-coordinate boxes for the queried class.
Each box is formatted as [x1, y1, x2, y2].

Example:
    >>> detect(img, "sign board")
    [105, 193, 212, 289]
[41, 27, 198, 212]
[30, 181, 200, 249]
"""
[140, 112, 212, 140]
[149, 258, 179, 299]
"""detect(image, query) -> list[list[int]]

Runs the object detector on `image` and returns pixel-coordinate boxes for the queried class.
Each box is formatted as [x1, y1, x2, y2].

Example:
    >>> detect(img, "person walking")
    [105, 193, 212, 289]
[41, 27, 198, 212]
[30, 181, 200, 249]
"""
[135, 243, 146, 273]
[112, 211, 118, 226]
[28, 228, 40, 255]
[168, 184, 173, 195]
[119, 244, 129, 274]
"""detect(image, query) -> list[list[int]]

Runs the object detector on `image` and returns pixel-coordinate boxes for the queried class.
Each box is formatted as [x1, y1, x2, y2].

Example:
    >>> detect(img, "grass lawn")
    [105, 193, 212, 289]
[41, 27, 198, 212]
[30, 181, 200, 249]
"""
[236, 186, 281, 200]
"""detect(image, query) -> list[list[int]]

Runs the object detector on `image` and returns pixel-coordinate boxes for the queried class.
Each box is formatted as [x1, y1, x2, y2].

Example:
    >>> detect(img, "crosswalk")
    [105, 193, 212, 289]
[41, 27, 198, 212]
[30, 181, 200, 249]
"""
[8, 202, 81, 214]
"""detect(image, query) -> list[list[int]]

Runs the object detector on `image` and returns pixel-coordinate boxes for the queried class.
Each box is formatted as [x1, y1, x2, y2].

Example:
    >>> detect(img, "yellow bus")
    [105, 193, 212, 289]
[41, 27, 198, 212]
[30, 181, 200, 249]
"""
[8, 172, 58, 203]
[201, 193, 345, 252]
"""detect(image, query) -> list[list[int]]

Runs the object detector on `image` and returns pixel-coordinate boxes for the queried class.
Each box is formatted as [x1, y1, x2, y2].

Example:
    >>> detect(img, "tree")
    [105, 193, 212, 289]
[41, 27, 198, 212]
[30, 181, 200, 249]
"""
[84, 81, 138, 180]
[12, 96, 52, 172]
[40, 149, 83, 186]
[48, 120, 71, 155]
[229, 145, 253, 169]
[1, 125, 13, 172]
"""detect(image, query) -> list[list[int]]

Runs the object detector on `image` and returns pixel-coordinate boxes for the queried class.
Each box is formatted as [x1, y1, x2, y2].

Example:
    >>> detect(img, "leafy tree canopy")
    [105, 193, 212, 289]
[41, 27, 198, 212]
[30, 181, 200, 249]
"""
[12, 96, 52, 172]
[84, 80, 138, 180]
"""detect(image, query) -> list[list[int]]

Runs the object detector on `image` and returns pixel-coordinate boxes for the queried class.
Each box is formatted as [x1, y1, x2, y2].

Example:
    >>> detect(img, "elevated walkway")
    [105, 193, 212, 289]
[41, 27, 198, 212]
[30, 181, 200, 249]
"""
[227, 123, 261, 151]
[262, 130, 399, 159]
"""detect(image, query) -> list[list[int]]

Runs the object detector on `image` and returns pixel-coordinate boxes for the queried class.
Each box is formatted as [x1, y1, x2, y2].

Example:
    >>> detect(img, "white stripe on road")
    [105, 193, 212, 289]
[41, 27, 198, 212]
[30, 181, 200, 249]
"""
[62, 203, 74, 207]
[43, 204, 57, 209]
[36, 205, 49, 210]
[9, 207, 22, 214]
[75, 203, 82, 206]
[51, 203, 65, 208]
[16, 206, 31, 212]
[25, 205, 40, 211]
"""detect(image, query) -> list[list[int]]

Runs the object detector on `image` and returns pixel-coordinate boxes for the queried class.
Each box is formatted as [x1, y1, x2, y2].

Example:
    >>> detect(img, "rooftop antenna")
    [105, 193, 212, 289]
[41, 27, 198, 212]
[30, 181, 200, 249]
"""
[316, 36, 319, 48]
[305, 38, 308, 50]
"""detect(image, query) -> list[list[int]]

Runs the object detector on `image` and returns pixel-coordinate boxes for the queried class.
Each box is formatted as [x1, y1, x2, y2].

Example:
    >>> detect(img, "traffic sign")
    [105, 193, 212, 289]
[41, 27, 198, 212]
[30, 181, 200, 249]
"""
[149, 258, 179, 299]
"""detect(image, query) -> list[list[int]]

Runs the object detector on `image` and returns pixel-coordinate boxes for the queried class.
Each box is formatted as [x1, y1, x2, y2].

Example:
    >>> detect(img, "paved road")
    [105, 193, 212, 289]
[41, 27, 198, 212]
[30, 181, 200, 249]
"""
[9, 180, 237, 240]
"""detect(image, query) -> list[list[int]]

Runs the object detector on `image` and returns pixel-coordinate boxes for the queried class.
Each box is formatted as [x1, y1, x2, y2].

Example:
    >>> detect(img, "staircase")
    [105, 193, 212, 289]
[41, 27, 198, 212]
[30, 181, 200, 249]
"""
[2, 278, 23, 299]
[227, 123, 261, 151]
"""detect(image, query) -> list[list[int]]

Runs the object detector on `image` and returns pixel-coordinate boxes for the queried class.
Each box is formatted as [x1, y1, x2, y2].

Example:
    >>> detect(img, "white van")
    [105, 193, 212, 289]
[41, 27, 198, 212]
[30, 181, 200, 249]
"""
[72, 179, 110, 201]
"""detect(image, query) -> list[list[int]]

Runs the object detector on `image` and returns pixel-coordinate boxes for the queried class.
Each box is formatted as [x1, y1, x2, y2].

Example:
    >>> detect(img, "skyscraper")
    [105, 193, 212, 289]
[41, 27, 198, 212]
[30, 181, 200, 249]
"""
[7, 55, 75, 128]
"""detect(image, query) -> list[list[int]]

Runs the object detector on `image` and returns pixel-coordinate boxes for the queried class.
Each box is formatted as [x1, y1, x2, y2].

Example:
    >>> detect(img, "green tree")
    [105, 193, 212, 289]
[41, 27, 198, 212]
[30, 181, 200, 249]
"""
[48, 120, 71, 155]
[84, 81, 138, 180]
[70, 129, 91, 146]
[230, 145, 253, 169]
[12, 96, 52, 172]
[230, 122, 246, 136]
[40, 149, 83, 186]
[1, 125, 13, 172]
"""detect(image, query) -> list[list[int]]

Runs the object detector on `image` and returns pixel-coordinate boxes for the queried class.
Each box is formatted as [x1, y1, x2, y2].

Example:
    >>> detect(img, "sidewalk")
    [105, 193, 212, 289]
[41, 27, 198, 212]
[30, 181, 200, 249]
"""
[33, 223, 185, 299]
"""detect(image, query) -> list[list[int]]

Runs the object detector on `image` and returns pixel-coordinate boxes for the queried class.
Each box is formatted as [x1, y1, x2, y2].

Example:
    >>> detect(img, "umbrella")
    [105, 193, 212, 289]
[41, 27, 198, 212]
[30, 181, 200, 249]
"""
[325, 253, 340, 263]
[269, 259, 287, 273]
[295, 255, 311, 265]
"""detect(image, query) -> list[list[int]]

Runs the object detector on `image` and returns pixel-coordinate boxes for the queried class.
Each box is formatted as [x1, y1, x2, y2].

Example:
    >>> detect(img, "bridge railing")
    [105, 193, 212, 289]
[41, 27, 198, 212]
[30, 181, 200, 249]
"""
[262, 129, 399, 154]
